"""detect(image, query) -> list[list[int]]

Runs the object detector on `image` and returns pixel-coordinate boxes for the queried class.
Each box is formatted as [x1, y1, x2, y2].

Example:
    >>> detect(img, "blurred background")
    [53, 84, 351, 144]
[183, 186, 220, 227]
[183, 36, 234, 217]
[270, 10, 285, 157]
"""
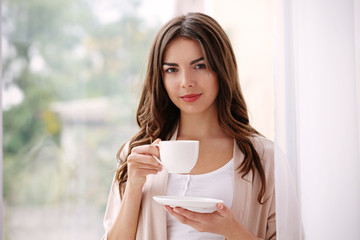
[1, 0, 274, 239]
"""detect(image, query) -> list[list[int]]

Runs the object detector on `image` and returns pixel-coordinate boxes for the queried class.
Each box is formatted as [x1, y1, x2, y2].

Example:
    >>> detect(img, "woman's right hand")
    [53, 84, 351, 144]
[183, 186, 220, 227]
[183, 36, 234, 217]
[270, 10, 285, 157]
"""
[126, 138, 163, 189]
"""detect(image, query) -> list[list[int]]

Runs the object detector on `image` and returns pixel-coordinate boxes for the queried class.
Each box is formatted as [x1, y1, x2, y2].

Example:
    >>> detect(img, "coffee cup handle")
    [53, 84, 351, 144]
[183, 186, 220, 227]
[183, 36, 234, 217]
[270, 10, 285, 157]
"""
[152, 143, 164, 166]
[152, 155, 164, 166]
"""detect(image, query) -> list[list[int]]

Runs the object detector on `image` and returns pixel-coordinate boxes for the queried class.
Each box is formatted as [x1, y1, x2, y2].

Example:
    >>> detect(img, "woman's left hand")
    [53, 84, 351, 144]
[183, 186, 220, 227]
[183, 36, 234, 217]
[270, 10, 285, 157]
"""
[165, 203, 258, 240]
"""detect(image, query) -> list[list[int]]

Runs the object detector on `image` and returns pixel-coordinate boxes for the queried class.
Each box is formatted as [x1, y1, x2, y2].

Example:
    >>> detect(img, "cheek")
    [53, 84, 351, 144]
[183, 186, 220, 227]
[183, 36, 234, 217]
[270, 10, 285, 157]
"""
[208, 75, 219, 95]
[163, 79, 177, 98]
[163, 79, 170, 94]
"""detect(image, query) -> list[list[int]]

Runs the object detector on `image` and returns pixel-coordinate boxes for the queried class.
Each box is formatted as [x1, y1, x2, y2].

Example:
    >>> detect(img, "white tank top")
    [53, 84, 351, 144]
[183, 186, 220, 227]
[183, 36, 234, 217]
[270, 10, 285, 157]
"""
[166, 158, 234, 240]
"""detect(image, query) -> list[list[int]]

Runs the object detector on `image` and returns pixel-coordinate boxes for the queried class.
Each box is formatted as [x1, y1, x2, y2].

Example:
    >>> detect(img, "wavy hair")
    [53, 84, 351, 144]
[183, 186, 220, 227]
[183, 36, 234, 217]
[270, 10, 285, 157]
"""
[115, 12, 266, 204]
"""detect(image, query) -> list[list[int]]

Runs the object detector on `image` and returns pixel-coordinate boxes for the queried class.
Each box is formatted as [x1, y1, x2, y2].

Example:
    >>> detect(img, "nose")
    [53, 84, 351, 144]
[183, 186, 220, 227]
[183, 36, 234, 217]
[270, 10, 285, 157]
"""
[180, 70, 195, 88]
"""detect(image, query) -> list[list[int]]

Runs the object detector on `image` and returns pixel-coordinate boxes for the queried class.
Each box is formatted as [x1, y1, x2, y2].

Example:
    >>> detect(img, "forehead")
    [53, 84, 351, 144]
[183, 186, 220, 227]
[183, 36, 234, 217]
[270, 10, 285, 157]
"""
[163, 37, 204, 62]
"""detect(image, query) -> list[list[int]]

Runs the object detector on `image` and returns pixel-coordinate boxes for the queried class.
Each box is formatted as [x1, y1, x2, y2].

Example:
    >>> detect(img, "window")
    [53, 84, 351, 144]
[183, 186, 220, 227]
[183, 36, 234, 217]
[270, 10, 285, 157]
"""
[2, 0, 274, 238]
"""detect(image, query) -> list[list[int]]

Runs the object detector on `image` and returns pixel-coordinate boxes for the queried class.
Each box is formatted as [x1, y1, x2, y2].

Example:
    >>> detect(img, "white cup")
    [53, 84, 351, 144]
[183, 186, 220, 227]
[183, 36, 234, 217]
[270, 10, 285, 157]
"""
[153, 140, 199, 173]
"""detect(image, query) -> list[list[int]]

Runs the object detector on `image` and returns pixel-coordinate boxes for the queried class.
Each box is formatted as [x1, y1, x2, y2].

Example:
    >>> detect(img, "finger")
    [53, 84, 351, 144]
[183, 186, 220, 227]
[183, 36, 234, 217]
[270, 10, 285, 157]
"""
[128, 153, 162, 168]
[133, 168, 161, 176]
[168, 206, 212, 223]
[127, 169, 160, 183]
[215, 203, 227, 216]
[128, 159, 163, 171]
[151, 138, 161, 157]
[131, 143, 160, 156]
[129, 161, 162, 171]
[172, 207, 206, 221]
[129, 159, 164, 172]
[165, 206, 205, 232]
[152, 138, 161, 146]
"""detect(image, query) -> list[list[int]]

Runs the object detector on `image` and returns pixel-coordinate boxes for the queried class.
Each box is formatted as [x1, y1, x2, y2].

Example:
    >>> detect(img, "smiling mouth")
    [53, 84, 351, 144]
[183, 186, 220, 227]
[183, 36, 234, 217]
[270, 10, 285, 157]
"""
[181, 94, 202, 103]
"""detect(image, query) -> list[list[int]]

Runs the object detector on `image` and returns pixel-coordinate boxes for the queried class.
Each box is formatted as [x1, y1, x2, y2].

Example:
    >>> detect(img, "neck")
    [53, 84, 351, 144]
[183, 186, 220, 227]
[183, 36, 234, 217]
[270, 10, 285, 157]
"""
[177, 110, 228, 140]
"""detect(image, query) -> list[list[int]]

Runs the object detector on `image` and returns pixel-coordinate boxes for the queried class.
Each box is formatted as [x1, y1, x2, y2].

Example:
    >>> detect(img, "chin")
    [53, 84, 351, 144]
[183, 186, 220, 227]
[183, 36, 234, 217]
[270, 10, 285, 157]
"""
[179, 106, 213, 116]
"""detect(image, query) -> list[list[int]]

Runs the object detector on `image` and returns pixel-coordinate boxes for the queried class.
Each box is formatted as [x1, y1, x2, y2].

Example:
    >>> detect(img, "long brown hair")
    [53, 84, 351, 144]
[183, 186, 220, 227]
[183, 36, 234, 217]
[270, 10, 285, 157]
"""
[115, 12, 266, 203]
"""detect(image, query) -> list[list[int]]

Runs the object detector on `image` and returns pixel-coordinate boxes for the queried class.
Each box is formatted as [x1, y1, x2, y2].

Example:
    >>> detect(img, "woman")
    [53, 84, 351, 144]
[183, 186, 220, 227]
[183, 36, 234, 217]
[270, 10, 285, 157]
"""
[102, 12, 276, 240]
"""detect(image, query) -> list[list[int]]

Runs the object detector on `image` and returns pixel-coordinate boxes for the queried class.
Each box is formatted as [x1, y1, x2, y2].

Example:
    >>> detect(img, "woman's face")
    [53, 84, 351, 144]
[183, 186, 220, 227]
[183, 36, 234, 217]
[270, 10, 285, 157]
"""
[162, 37, 219, 116]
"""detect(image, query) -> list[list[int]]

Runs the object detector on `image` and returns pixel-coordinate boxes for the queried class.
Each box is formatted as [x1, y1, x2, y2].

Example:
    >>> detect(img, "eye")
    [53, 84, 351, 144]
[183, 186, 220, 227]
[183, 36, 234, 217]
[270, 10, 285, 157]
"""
[194, 63, 206, 69]
[165, 67, 178, 73]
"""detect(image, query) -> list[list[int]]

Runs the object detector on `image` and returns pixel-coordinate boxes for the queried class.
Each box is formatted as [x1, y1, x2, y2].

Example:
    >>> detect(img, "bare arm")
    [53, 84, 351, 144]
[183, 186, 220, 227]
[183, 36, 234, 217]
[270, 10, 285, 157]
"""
[106, 139, 162, 240]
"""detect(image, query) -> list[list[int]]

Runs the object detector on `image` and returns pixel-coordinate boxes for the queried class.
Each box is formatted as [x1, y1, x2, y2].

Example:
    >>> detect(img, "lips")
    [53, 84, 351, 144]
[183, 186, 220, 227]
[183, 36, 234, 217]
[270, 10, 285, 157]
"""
[181, 93, 202, 103]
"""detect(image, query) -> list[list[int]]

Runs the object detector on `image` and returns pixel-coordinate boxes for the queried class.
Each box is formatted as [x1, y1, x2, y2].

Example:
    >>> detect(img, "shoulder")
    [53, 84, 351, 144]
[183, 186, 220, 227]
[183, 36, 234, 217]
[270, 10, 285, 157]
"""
[250, 135, 274, 164]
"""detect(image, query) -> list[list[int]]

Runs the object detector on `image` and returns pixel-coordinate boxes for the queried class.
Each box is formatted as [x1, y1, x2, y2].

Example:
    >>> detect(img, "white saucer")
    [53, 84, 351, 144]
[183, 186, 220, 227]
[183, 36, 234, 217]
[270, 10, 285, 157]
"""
[153, 196, 224, 213]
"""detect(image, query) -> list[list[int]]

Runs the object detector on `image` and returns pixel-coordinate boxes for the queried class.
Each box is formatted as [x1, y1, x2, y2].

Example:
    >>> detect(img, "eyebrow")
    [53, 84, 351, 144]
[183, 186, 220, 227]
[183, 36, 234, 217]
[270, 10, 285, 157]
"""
[190, 57, 204, 65]
[162, 57, 204, 67]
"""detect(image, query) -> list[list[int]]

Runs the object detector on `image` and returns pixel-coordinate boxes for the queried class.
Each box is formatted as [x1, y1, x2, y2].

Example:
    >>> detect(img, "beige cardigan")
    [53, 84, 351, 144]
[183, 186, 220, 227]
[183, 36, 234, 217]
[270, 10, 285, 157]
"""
[102, 135, 276, 240]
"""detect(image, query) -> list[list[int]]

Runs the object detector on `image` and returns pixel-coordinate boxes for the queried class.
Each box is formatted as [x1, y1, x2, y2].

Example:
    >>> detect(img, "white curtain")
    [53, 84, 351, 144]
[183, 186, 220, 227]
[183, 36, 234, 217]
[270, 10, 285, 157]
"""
[274, 0, 360, 239]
